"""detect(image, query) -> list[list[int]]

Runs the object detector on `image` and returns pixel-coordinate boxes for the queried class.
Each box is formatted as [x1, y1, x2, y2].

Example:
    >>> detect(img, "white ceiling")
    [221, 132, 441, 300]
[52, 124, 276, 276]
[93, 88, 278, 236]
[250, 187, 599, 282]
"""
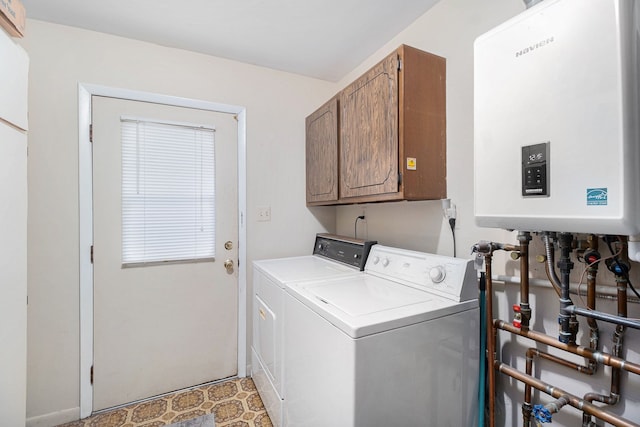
[21, 0, 440, 82]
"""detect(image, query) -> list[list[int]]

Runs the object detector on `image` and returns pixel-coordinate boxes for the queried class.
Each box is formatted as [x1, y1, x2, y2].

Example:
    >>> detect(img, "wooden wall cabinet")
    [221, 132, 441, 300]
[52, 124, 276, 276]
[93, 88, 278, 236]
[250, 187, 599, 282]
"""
[306, 44, 446, 206]
[306, 97, 339, 204]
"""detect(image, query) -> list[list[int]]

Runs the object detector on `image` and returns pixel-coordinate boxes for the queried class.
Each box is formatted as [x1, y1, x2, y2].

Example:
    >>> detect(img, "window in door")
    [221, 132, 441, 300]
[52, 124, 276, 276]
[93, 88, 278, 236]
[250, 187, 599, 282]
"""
[121, 117, 216, 266]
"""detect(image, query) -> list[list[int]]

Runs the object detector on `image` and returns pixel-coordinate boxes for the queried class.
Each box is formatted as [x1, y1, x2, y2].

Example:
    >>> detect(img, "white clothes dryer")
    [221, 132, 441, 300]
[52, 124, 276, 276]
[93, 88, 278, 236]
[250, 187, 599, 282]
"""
[283, 245, 479, 427]
[251, 234, 376, 427]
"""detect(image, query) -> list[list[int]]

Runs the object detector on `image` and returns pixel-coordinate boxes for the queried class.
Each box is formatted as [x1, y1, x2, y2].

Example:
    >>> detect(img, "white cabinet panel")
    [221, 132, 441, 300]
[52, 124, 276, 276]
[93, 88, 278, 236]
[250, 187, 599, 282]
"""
[0, 123, 27, 426]
[0, 28, 28, 130]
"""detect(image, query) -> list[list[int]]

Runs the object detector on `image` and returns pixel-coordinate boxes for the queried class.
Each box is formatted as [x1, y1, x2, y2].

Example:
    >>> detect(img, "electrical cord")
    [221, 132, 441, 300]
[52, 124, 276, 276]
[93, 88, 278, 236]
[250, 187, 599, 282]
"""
[442, 199, 457, 258]
[576, 245, 622, 308]
[605, 236, 640, 300]
[449, 218, 457, 257]
[354, 215, 365, 239]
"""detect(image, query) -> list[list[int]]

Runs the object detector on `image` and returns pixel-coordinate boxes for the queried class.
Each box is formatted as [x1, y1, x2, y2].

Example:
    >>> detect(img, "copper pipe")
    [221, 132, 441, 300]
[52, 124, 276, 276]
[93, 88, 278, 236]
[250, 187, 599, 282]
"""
[494, 274, 640, 303]
[523, 347, 595, 427]
[470, 240, 527, 427]
[582, 391, 621, 426]
[585, 234, 600, 358]
[497, 362, 639, 427]
[523, 351, 534, 427]
[611, 253, 628, 398]
[485, 253, 496, 427]
[584, 242, 629, 426]
[529, 348, 593, 372]
[581, 234, 601, 387]
[495, 320, 640, 375]
[488, 237, 638, 426]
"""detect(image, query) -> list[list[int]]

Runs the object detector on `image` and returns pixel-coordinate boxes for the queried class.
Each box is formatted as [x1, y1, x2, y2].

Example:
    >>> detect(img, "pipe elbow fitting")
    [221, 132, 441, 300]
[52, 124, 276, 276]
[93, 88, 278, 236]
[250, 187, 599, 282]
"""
[628, 236, 640, 263]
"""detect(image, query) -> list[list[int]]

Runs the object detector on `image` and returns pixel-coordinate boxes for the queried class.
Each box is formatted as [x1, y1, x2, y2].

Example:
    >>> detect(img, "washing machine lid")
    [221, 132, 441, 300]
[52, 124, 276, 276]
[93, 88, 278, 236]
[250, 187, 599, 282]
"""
[253, 256, 360, 285]
[286, 274, 477, 338]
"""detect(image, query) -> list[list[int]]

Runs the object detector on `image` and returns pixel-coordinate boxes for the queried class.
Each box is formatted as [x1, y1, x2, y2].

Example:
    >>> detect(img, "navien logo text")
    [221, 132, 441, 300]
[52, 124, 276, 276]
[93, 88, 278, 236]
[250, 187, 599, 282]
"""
[515, 37, 555, 57]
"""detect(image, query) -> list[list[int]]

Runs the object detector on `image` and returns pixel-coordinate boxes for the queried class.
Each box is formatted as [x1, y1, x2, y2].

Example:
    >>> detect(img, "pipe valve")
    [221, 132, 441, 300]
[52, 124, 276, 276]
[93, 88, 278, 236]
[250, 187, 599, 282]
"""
[605, 258, 629, 276]
[513, 304, 522, 329]
[532, 395, 570, 424]
[532, 404, 552, 423]
[471, 241, 494, 255]
[583, 250, 601, 266]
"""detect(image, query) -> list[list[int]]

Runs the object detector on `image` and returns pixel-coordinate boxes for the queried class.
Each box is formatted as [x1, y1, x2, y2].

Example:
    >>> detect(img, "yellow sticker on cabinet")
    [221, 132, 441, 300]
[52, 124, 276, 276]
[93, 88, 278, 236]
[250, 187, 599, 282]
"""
[406, 157, 417, 170]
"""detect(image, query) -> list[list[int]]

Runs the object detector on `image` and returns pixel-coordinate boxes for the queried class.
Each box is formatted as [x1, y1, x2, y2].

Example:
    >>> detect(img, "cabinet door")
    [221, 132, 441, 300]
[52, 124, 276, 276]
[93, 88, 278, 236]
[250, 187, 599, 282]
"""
[306, 98, 339, 204]
[340, 52, 399, 199]
[0, 30, 28, 130]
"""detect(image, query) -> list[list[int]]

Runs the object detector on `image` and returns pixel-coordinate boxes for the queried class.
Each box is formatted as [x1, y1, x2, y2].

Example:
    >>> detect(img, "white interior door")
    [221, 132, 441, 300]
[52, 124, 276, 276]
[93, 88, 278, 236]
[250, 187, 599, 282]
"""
[91, 96, 238, 411]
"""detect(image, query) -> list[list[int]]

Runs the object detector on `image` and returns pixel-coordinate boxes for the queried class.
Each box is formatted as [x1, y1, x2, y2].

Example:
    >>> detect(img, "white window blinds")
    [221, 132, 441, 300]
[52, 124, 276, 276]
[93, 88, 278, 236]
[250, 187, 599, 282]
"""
[121, 117, 216, 266]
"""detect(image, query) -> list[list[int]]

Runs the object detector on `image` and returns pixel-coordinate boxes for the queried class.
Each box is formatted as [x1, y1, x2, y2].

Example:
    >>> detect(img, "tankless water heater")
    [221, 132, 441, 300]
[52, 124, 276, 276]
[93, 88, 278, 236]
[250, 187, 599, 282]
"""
[474, 0, 640, 235]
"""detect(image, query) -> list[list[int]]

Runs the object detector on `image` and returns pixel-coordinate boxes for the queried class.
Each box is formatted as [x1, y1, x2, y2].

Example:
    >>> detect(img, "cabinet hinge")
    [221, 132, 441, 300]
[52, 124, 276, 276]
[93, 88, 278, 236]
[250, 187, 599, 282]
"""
[398, 173, 403, 185]
[89, 124, 93, 143]
[90, 245, 94, 264]
[398, 57, 403, 71]
[90, 365, 94, 385]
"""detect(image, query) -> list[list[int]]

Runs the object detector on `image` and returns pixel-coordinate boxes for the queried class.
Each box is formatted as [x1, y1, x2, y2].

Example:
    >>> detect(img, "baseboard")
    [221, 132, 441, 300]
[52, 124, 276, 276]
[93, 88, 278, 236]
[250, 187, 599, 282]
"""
[27, 407, 80, 427]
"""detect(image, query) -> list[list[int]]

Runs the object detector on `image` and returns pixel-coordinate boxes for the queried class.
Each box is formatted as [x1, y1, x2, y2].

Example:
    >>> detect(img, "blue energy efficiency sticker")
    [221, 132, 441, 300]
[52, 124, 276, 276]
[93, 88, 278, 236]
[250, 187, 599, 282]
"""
[587, 188, 608, 206]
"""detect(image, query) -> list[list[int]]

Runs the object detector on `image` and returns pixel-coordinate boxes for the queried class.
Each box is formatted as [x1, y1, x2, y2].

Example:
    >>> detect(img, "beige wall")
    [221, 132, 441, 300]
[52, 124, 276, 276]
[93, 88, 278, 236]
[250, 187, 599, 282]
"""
[21, 20, 336, 425]
[335, 0, 522, 255]
[21, 1, 640, 426]
[335, 0, 640, 426]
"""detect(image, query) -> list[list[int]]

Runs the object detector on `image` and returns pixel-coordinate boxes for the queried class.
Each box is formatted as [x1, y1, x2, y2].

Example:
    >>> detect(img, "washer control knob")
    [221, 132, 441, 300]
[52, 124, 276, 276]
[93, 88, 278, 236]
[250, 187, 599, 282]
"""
[353, 253, 360, 259]
[371, 256, 380, 264]
[382, 258, 390, 267]
[429, 266, 446, 283]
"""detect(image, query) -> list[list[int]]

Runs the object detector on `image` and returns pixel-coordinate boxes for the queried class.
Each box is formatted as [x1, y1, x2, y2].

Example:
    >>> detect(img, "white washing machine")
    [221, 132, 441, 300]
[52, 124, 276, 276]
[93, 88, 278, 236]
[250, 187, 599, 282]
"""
[251, 234, 376, 427]
[283, 245, 479, 427]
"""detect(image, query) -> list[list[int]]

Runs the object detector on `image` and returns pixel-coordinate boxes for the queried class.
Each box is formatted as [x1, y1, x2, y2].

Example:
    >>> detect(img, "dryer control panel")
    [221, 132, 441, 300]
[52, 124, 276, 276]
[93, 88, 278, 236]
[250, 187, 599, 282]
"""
[313, 233, 377, 270]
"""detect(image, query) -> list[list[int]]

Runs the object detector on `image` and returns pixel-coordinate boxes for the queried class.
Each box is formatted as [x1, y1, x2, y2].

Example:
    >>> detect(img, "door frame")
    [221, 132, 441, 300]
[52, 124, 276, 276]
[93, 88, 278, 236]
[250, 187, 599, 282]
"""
[78, 83, 247, 418]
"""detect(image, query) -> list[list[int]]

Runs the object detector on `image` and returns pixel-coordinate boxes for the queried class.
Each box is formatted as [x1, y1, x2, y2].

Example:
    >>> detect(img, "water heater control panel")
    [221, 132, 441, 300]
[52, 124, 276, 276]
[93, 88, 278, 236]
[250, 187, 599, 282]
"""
[522, 142, 549, 197]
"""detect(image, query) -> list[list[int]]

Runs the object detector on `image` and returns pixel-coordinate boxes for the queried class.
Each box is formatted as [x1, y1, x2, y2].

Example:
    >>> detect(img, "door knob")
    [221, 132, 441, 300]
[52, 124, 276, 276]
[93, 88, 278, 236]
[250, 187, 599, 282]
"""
[224, 259, 235, 273]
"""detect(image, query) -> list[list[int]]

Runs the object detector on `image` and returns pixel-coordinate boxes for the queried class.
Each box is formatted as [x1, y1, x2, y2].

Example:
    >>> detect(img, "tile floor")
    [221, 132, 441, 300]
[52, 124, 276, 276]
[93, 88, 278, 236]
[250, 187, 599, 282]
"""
[58, 377, 273, 427]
